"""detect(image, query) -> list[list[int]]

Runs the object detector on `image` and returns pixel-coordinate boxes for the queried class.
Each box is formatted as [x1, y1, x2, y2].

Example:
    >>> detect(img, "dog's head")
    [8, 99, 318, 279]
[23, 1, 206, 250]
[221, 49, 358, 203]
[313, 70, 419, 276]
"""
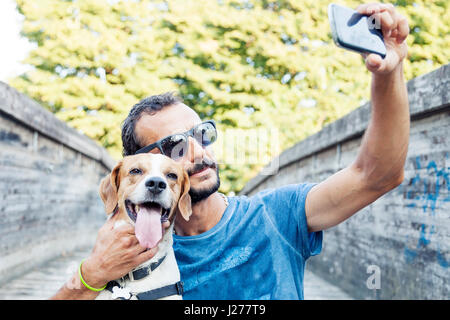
[99, 153, 192, 248]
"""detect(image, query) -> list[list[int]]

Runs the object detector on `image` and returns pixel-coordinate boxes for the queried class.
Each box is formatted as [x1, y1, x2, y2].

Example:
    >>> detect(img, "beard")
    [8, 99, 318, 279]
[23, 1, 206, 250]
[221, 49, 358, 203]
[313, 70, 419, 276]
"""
[187, 158, 221, 204]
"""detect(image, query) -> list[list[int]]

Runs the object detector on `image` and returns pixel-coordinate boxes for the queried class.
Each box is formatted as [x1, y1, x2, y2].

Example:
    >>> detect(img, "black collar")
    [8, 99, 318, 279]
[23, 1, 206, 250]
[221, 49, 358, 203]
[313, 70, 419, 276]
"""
[105, 253, 185, 300]
[105, 280, 183, 300]
[124, 254, 167, 282]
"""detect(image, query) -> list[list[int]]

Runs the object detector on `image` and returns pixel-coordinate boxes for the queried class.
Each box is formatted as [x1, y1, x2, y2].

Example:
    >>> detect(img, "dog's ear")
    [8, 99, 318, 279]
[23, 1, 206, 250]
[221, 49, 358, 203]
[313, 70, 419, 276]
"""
[177, 169, 192, 221]
[99, 161, 122, 214]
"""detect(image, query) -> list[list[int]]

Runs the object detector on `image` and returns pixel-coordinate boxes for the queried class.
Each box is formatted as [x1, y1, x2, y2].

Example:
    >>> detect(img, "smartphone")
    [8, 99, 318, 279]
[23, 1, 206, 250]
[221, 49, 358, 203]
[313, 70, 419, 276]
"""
[328, 3, 386, 58]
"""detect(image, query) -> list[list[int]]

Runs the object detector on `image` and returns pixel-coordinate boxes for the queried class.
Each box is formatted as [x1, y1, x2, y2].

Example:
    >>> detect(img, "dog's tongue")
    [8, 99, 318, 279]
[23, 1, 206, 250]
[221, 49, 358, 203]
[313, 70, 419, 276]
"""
[135, 206, 162, 249]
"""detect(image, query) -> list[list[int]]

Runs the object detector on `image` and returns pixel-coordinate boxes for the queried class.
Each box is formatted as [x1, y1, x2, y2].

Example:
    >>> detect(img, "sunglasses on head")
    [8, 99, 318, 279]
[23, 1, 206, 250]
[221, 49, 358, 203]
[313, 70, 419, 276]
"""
[135, 120, 217, 160]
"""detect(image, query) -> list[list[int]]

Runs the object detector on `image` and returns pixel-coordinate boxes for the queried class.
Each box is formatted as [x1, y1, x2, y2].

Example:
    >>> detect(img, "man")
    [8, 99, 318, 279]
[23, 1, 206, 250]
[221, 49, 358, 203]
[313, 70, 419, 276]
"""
[52, 3, 410, 299]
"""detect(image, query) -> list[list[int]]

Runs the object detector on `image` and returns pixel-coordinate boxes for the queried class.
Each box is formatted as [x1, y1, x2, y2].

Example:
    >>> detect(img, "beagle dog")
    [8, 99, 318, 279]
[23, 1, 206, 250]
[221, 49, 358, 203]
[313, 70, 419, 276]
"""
[95, 153, 192, 300]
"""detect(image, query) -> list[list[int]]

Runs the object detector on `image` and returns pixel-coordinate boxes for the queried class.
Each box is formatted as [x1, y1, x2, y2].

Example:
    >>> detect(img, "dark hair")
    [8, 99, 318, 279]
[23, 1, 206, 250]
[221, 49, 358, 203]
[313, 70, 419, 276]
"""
[121, 92, 182, 156]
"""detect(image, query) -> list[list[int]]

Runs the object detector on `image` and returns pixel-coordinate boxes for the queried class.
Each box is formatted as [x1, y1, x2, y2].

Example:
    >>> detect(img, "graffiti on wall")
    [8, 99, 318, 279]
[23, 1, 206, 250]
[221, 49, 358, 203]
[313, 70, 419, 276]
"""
[402, 154, 449, 268]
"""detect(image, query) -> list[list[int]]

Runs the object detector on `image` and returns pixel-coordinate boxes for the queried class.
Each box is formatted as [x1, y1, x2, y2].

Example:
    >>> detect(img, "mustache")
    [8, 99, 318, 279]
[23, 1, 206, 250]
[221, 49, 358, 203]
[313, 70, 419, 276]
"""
[187, 158, 217, 176]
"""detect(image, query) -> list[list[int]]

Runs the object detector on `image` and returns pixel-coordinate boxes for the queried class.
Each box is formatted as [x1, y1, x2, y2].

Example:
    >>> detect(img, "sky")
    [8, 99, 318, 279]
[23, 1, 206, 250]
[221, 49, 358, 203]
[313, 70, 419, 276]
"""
[0, 0, 35, 82]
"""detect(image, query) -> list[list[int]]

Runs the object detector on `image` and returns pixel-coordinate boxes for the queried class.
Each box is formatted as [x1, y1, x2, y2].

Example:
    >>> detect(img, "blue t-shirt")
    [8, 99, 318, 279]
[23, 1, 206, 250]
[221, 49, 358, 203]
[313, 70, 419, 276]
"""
[173, 183, 322, 300]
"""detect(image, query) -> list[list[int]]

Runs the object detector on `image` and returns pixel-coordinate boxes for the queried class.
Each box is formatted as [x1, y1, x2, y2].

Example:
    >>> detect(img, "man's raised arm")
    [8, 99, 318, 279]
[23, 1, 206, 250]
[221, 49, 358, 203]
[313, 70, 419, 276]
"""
[305, 3, 410, 232]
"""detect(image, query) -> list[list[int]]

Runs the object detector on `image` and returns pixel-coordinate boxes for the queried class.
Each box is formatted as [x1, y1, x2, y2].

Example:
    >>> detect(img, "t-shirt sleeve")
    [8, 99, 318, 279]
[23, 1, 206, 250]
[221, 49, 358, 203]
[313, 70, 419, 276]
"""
[294, 183, 323, 259]
[257, 183, 323, 260]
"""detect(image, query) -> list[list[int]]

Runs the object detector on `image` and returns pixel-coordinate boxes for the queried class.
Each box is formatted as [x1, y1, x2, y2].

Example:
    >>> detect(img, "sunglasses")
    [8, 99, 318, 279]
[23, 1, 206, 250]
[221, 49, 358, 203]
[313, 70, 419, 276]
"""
[135, 120, 217, 160]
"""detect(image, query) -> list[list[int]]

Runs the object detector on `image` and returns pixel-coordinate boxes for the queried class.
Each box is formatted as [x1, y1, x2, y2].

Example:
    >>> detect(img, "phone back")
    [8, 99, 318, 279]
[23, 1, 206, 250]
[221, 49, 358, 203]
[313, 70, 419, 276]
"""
[329, 3, 386, 58]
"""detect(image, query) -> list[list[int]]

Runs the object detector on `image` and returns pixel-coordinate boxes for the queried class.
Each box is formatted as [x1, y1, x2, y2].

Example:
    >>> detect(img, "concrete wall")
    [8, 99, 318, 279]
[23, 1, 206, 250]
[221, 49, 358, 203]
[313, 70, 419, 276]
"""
[0, 82, 115, 286]
[240, 64, 449, 299]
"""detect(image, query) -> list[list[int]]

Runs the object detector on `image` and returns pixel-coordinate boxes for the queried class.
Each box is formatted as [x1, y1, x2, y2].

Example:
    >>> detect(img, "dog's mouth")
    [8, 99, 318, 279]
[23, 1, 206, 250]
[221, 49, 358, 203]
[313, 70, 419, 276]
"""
[125, 199, 171, 249]
[125, 200, 170, 223]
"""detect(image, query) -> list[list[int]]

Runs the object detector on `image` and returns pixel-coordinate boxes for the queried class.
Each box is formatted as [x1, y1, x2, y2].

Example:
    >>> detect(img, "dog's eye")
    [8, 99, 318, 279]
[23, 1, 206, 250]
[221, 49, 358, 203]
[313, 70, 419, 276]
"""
[129, 168, 142, 175]
[166, 172, 178, 180]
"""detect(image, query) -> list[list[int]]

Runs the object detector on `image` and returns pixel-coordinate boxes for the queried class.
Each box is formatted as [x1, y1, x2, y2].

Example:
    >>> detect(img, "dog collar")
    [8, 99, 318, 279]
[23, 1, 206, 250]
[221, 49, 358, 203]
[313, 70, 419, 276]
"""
[106, 280, 183, 300]
[104, 253, 184, 300]
[124, 254, 167, 282]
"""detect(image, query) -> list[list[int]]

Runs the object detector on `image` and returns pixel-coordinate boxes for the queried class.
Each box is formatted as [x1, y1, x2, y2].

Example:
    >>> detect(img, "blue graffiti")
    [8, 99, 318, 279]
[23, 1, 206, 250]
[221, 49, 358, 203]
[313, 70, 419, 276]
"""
[402, 154, 449, 268]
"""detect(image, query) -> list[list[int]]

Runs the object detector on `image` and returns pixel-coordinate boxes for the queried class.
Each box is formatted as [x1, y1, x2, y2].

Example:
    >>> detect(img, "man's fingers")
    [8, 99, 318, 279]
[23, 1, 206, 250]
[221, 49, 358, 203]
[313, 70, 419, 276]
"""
[356, 3, 409, 46]
[396, 15, 410, 44]
[379, 10, 397, 37]
[127, 240, 155, 257]
[356, 2, 393, 15]
[134, 247, 159, 266]
[366, 9, 396, 38]
[356, 2, 378, 14]
[114, 221, 136, 235]
[356, 3, 396, 32]
[365, 53, 383, 73]
[383, 3, 396, 16]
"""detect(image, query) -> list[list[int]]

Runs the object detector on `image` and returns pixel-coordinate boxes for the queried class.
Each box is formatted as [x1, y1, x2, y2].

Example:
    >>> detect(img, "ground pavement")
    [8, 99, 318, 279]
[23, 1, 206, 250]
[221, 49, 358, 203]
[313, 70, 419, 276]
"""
[0, 246, 353, 300]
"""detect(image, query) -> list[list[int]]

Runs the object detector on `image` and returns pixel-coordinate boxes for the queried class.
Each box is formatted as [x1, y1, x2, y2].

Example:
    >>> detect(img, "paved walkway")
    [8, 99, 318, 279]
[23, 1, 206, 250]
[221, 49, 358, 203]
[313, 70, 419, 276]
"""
[0, 247, 353, 300]
[0, 247, 89, 300]
[304, 269, 354, 300]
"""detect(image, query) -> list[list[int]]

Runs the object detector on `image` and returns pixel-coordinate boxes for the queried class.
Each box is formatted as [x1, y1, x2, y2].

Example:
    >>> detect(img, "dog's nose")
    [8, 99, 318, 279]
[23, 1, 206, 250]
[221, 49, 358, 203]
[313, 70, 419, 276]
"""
[145, 177, 167, 194]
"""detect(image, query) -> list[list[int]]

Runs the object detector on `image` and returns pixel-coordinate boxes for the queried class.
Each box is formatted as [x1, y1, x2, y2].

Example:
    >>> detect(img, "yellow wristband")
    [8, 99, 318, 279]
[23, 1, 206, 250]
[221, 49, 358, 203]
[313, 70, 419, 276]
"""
[78, 259, 107, 292]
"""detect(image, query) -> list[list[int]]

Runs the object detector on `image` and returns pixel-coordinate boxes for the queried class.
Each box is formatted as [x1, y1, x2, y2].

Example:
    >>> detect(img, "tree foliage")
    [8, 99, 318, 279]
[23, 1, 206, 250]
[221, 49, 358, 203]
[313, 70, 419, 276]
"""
[10, 0, 449, 194]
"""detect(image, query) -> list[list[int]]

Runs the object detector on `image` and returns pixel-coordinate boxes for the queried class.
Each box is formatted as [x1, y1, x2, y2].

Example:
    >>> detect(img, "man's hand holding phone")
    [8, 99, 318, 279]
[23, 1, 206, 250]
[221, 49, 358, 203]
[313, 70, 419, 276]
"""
[356, 3, 409, 75]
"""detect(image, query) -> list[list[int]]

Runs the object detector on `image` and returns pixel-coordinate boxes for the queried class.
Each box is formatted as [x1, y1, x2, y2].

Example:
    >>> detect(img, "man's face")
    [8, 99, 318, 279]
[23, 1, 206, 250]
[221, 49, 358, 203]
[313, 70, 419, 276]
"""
[134, 102, 220, 204]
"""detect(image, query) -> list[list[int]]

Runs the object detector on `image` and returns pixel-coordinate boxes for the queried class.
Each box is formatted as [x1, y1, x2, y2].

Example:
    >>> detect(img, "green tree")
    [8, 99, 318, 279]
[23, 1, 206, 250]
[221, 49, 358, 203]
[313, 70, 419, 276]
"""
[10, 0, 450, 194]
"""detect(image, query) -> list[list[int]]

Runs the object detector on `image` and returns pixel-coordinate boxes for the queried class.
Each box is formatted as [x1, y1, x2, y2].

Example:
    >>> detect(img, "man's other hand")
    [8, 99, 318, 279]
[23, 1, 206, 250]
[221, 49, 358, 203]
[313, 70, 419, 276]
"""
[81, 214, 159, 289]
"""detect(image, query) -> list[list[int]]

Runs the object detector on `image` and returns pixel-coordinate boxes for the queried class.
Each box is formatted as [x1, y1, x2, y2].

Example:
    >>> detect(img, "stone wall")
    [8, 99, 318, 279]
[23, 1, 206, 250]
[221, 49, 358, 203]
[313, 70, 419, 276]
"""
[240, 64, 449, 299]
[0, 82, 115, 286]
